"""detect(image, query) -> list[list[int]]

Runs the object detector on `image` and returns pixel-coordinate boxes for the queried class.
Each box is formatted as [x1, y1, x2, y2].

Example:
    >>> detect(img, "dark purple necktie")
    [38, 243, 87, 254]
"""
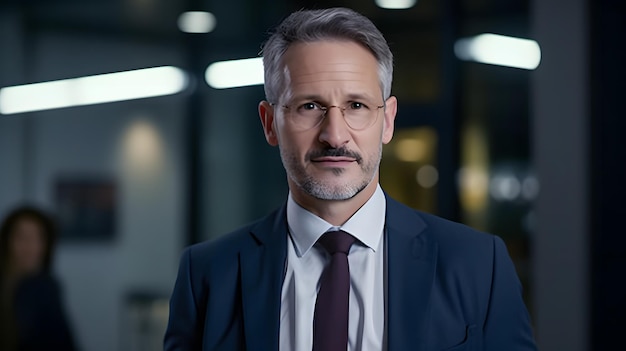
[313, 230, 356, 351]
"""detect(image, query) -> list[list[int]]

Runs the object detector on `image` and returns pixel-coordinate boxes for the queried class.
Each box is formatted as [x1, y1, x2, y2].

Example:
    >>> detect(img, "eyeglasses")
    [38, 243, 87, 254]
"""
[276, 101, 385, 131]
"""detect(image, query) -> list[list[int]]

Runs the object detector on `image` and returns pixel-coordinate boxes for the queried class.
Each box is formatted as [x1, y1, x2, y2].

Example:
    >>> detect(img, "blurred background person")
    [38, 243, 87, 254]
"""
[0, 205, 78, 351]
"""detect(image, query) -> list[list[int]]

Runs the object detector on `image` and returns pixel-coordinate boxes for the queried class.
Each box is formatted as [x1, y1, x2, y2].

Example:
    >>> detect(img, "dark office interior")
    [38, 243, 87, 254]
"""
[0, 0, 624, 350]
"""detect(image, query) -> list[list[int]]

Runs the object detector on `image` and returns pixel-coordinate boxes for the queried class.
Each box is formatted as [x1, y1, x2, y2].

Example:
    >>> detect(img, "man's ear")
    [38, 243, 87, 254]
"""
[259, 101, 279, 146]
[382, 96, 397, 144]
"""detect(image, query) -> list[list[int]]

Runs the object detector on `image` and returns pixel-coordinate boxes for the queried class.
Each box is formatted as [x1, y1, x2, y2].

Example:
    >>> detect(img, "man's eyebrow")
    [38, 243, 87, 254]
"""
[345, 93, 376, 101]
[294, 94, 323, 101]
[286, 95, 323, 104]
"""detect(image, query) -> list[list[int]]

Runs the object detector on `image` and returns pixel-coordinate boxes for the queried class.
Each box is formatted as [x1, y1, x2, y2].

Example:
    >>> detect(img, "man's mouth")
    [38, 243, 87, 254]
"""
[311, 156, 357, 163]
[307, 148, 362, 164]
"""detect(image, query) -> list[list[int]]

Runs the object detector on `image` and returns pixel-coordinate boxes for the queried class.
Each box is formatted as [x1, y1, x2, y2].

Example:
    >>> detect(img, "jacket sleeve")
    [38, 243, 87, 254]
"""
[164, 248, 204, 351]
[483, 236, 538, 350]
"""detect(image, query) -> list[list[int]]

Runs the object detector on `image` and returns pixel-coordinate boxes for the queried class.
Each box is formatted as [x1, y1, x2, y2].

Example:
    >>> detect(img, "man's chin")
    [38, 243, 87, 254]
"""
[310, 191, 356, 201]
[302, 181, 367, 201]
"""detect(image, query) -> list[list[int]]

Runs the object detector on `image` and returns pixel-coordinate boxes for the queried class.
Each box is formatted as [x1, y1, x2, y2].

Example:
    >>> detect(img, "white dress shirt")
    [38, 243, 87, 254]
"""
[279, 185, 386, 351]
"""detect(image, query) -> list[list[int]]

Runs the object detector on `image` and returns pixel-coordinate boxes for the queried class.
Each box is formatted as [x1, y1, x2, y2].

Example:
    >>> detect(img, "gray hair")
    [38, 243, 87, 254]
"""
[260, 7, 394, 104]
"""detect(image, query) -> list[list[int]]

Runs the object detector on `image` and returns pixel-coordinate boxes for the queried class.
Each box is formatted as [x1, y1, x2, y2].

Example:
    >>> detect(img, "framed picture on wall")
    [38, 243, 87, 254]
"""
[54, 177, 116, 241]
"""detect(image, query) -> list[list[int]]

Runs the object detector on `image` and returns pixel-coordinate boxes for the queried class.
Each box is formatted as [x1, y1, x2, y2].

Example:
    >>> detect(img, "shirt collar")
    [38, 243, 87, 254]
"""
[286, 185, 386, 257]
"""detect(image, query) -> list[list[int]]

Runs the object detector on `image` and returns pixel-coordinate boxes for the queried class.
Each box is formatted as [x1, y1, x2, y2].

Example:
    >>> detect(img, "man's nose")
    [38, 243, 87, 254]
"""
[318, 106, 350, 148]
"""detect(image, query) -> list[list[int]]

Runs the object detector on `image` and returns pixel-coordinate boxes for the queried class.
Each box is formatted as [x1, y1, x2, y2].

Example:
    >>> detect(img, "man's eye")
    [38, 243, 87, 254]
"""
[302, 103, 318, 110]
[349, 102, 367, 110]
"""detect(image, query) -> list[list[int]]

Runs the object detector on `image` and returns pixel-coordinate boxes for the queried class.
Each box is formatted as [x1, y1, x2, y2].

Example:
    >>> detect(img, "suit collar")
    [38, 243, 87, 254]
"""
[385, 195, 438, 350]
[286, 185, 387, 256]
[240, 203, 288, 351]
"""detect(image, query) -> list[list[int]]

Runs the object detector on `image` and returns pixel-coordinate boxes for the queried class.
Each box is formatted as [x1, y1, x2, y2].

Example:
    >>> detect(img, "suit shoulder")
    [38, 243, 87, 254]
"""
[185, 222, 254, 265]
[417, 210, 510, 272]
[388, 197, 492, 242]
[387, 197, 496, 258]
[184, 206, 283, 264]
[388, 202, 505, 278]
[418, 210, 493, 244]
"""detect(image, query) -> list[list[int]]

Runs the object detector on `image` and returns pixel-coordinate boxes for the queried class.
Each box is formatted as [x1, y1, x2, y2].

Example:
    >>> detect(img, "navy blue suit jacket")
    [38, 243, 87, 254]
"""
[164, 196, 537, 350]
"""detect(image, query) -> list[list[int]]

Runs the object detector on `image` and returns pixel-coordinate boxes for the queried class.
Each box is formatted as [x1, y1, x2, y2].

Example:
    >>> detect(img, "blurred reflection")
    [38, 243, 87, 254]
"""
[0, 206, 78, 351]
[381, 127, 438, 213]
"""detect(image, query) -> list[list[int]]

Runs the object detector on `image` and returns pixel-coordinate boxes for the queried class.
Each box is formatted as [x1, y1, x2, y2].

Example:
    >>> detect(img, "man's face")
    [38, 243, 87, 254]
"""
[259, 40, 396, 201]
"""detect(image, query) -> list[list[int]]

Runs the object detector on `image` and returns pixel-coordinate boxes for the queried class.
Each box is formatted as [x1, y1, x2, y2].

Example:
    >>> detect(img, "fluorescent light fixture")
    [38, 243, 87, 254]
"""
[375, 0, 417, 9]
[177, 11, 216, 33]
[205, 57, 264, 89]
[454, 33, 541, 70]
[0, 66, 188, 115]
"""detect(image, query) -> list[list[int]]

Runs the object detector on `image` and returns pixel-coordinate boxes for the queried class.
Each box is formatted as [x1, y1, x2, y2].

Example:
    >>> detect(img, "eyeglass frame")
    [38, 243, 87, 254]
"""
[270, 100, 386, 131]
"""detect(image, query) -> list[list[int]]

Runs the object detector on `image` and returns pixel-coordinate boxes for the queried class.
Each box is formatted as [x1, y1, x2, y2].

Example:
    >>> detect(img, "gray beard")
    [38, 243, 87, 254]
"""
[297, 171, 370, 200]
[280, 145, 381, 201]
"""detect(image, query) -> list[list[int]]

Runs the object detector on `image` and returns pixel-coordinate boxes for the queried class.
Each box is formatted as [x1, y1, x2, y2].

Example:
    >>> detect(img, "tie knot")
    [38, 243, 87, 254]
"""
[318, 230, 355, 255]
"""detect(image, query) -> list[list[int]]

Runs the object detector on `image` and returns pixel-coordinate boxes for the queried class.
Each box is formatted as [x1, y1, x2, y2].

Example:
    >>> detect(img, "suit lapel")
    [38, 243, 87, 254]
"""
[385, 196, 438, 351]
[240, 204, 288, 351]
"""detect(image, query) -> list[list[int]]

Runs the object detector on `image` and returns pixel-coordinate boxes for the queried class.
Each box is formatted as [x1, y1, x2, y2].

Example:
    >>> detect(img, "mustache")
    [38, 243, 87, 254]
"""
[307, 147, 363, 163]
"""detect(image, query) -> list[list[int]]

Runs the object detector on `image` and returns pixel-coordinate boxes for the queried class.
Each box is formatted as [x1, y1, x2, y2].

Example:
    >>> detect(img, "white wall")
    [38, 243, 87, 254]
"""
[1, 16, 186, 351]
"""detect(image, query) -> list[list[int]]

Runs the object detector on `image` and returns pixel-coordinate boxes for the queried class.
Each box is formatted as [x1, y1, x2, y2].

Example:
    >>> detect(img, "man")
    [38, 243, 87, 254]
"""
[164, 7, 537, 351]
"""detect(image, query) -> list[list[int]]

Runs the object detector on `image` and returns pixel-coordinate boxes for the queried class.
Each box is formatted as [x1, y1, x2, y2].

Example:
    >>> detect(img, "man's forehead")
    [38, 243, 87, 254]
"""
[282, 41, 378, 79]
[282, 39, 376, 63]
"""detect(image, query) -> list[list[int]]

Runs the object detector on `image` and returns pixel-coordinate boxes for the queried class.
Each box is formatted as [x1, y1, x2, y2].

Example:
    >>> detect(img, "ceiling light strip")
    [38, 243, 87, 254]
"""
[0, 66, 188, 115]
